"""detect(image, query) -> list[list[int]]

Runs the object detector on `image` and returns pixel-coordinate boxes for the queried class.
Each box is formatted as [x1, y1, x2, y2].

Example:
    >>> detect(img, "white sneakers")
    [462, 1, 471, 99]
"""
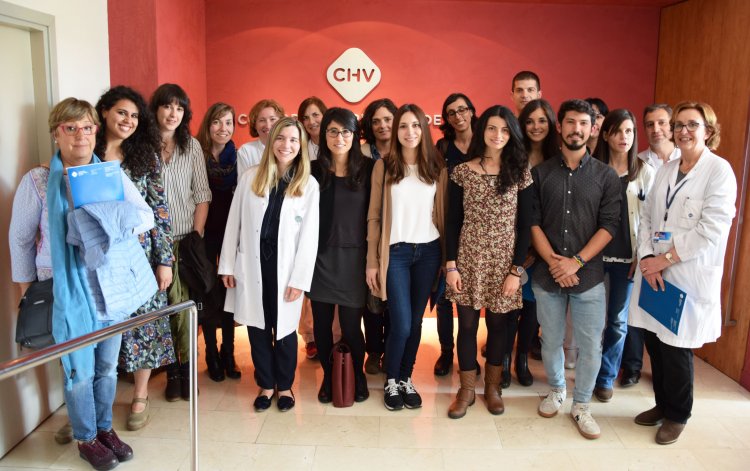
[570, 402, 601, 439]
[538, 389, 601, 440]
[538, 388, 566, 418]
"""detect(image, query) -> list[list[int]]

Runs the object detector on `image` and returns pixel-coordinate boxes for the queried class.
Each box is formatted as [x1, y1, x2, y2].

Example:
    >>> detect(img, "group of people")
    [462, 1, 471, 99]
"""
[9, 69, 737, 470]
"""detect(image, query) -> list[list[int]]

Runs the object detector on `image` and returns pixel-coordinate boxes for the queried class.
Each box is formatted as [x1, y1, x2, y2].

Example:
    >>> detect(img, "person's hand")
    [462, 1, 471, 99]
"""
[640, 255, 670, 278]
[18, 282, 31, 298]
[549, 254, 580, 281]
[628, 260, 637, 280]
[156, 265, 173, 291]
[523, 253, 536, 269]
[366, 268, 380, 293]
[556, 273, 580, 288]
[643, 271, 665, 292]
[284, 286, 302, 302]
[502, 274, 520, 297]
[446, 270, 462, 293]
[222, 275, 236, 288]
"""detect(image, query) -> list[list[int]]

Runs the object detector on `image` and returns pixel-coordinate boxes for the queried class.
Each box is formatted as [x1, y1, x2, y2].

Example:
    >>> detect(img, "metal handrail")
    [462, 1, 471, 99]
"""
[0, 301, 199, 470]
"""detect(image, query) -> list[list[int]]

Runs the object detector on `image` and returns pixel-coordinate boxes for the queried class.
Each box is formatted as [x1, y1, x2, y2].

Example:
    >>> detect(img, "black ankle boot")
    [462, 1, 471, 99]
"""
[501, 354, 511, 389]
[205, 347, 225, 382]
[165, 362, 181, 402]
[515, 352, 534, 386]
[221, 344, 242, 379]
[179, 361, 192, 400]
[433, 349, 453, 376]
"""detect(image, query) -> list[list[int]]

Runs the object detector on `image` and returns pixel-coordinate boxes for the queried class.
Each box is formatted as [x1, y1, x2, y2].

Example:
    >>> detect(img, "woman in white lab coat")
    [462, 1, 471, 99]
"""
[219, 117, 319, 413]
[630, 101, 736, 445]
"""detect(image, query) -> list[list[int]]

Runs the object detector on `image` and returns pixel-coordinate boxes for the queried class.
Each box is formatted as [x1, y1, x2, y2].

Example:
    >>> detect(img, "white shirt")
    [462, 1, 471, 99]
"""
[389, 164, 440, 244]
[637, 147, 681, 170]
[237, 140, 265, 176]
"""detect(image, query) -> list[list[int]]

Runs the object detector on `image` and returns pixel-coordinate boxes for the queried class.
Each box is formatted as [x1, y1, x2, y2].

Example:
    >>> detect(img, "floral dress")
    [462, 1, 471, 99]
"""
[447, 163, 532, 314]
[118, 156, 176, 371]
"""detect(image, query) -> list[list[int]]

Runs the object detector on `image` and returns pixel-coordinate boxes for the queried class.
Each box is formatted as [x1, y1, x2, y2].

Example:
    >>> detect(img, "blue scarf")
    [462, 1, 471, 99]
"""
[48, 151, 99, 389]
[206, 140, 238, 192]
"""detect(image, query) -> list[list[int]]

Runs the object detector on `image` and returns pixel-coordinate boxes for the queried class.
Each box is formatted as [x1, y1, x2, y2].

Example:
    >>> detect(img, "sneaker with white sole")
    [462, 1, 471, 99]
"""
[398, 378, 422, 409]
[571, 402, 600, 439]
[538, 388, 566, 418]
[384, 379, 404, 410]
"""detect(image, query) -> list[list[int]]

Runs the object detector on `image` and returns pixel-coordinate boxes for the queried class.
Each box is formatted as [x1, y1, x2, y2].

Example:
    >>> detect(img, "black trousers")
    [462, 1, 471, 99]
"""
[505, 299, 538, 355]
[621, 325, 645, 373]
[202, 231, 236, 352]
[643, 329, 693, 423]
[363, 306, 389, 356]
[456, 305, 511, 371]
[247, 240, 297, 391]
[310, 301, 366, 384]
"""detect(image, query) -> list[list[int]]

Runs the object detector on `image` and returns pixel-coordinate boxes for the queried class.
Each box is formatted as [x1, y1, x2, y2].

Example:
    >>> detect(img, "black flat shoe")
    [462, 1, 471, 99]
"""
[277, 392, 296, 412]
[254, 392, 273, 412]
[433, 350, 453, 376]
[318, 383, 332, 404]
[620, 370, 641, 388]
[355, 376, 370, 402]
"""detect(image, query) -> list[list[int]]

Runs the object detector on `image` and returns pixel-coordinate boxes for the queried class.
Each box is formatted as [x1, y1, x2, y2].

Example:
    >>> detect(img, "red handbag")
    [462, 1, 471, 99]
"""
[332, 343, 355, 407]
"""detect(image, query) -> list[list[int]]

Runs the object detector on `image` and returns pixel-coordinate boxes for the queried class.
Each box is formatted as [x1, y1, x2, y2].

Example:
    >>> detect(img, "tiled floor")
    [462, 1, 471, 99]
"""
[2, 318, 750, 470]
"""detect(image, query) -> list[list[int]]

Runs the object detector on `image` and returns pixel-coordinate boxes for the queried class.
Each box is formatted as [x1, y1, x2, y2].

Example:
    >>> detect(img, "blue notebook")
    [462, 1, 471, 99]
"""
[638, 279, 686, 335]
[68, 161, 124, 208]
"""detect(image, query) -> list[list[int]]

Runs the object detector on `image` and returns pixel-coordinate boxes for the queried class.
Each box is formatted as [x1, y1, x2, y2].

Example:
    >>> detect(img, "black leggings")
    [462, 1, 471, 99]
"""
[505, 300, 538, 355]
[456, 305, 512, 371]
[201, 310, 236, 351]
[310, 301, 367, 382]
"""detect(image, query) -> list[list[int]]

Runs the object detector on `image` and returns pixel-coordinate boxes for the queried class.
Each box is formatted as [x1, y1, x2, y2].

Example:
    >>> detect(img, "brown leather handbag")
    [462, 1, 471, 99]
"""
[331, 343, 355, 407]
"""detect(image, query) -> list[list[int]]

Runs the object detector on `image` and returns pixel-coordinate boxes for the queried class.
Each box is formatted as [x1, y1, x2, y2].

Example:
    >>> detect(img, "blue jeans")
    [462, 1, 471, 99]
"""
[533, 281, 606, 403]
[596, 262, 634, 389]
[385, 240, 441, 380]
[64, 330, 122, 441]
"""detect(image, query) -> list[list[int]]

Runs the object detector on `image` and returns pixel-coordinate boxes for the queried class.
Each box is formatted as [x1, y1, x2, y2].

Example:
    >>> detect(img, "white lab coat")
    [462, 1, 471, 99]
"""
[629, 148, 737, 348]
[218, 166, 319, 339]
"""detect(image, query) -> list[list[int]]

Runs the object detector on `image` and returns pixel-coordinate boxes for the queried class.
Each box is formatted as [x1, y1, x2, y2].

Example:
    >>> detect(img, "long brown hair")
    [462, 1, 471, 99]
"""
[385, 104, 443, 184]
[197, 102, 235, 160]
[251, 117, 310, 197]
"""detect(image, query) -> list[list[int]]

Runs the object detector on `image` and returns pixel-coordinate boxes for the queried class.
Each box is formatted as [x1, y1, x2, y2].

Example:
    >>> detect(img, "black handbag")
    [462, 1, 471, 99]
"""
[16, 279, 55, 349]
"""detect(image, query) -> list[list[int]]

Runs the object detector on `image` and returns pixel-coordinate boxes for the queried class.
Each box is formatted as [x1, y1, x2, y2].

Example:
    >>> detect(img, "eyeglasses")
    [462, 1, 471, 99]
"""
[58, 124, 97, 136]
[673, 121, 705, 132]
[447, 106, 470, 118]
[326, 128, 353, 138]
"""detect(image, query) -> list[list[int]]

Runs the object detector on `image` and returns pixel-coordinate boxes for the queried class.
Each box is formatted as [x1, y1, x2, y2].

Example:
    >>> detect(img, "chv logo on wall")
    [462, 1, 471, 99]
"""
[327, 48, 381, 103]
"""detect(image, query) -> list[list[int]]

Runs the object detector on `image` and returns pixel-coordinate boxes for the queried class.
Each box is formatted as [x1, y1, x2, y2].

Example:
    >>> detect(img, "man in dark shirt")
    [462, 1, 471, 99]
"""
[530, 99, 621, 440]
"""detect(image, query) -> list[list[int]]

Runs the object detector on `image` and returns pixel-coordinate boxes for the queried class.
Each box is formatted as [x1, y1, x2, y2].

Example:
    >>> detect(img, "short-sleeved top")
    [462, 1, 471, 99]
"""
[448, 163, 533, 314]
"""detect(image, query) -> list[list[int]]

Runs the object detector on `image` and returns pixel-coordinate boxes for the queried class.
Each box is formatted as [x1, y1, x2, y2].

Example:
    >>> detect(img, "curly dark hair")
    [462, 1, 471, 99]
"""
[316, 107, 367, 191]
[468, 105, 528, 195]
[359, 98, 397, 144]
[149, 83, 193, 154]
[95, 85, 160, 179]
[438, 93, 478, 141]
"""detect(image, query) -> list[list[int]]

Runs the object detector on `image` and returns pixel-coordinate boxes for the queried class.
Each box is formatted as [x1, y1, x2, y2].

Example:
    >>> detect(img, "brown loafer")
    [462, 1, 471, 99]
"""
[656, 419, 685, 445]
[594, 387, 613, 403]
[96, 429, 133, 462]
[635, 406, 664, 426]
[78, 438, 118, 470]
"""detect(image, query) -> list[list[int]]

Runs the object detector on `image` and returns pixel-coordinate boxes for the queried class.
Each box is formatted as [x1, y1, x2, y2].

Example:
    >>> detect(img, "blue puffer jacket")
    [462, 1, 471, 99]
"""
[67, 201, 157, 321]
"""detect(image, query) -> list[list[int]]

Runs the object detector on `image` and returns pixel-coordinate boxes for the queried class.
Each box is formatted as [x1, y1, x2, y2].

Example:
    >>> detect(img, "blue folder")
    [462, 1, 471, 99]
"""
[638, 278, 686, 335]
[68, 161, 124, 208]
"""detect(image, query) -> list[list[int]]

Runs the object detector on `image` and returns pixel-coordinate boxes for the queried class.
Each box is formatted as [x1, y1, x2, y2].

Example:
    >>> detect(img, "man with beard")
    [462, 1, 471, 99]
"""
[529, 99, 621, 440]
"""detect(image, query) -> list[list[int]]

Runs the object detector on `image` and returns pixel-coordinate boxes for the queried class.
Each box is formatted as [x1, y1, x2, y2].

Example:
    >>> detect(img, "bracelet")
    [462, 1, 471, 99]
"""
[446, 267, 458, 273]
[573, 255, 586, 268]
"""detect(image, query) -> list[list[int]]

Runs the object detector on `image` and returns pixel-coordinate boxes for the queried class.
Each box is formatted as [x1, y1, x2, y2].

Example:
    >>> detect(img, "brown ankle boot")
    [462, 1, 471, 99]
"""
[448, 370, 476, 419]
[484, 363, 505, 415]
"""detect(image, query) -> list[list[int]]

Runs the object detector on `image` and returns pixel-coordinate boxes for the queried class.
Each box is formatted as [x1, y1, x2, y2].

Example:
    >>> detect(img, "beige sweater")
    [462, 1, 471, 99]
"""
[366, 159, 447, 300]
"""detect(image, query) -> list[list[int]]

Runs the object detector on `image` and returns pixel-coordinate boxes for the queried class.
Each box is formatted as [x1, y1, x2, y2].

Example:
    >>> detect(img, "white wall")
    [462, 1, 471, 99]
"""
[4, 0, 111, 102]
[0, 0, 111, 458]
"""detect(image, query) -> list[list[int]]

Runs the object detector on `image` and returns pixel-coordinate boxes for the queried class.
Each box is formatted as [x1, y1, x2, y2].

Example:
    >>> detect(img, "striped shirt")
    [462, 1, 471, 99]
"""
[162, 137, 212, 240]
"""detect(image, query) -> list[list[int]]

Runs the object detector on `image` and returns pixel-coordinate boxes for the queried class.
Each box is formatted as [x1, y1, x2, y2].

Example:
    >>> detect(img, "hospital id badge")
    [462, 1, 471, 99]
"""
[653, 231, 672, 244]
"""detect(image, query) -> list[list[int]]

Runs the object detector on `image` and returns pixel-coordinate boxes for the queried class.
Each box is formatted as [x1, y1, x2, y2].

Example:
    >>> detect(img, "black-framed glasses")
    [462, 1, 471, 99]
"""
[58, 124, 97, 136]
[447, 106, 470, 118]
[326, 128, 353, 138]
[673, 121, 705, 132]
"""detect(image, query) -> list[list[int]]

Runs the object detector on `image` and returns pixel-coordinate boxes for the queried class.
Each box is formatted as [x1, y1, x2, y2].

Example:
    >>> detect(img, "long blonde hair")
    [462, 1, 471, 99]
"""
[252, 117, 310, 197]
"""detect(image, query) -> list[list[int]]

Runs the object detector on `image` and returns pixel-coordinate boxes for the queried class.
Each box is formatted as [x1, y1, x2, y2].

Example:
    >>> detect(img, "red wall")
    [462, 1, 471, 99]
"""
[204, 0, 661, 146]
[108, 0, 207, 131]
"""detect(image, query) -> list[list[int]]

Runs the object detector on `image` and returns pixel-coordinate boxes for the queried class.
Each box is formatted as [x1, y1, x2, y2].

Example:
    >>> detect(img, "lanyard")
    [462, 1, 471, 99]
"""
[664, 178, 689, 222]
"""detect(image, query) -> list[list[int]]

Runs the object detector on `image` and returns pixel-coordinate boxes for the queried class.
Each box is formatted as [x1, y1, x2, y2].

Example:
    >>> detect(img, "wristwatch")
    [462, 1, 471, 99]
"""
[509, 265, 524, 277]
[665, 252, 676, 264]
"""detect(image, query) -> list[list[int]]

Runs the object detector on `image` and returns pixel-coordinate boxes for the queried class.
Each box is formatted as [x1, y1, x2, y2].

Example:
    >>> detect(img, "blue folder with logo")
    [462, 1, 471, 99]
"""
[68, 161, 124, 208]
[638, 279, 686, 335]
